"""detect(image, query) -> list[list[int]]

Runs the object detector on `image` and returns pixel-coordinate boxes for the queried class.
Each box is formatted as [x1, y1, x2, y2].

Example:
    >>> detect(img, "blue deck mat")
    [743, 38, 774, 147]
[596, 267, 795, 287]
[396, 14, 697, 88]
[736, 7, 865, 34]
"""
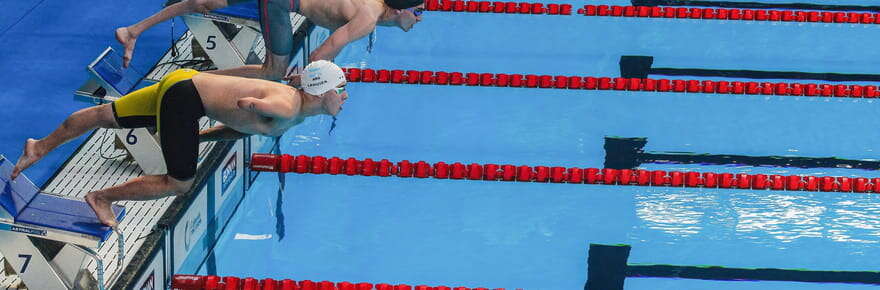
[214, 2, 260, 21]
[0, 158, 38, 217]
[0, 156, 124, 242]
[17, 194, 125, 242]
[91, 47, 144, 95]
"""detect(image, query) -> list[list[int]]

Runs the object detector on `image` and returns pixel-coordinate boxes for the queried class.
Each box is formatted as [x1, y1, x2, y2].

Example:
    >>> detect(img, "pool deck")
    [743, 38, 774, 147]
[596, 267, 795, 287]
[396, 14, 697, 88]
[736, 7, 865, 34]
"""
[0, 31, 224, 289]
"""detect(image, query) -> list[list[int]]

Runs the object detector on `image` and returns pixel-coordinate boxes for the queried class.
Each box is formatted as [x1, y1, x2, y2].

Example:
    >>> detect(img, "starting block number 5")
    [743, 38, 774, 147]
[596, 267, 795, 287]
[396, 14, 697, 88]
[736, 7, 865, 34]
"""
[206, 35, 217, 50]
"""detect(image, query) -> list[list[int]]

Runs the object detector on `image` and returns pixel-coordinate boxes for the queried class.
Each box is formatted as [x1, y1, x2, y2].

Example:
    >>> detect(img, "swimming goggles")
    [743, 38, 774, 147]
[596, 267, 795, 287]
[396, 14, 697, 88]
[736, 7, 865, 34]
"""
[407, 7, 425, 17]
[334, 86, 346, 95]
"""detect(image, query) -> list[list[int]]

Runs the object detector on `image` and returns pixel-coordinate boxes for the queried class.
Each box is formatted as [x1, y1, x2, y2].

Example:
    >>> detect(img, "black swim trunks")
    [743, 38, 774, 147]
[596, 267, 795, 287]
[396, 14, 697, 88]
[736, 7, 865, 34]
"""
[112, 69, 205, 180]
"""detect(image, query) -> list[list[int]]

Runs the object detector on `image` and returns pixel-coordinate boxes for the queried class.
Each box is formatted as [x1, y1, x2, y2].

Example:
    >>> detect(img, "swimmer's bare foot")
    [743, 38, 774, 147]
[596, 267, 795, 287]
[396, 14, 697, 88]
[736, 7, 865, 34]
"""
[11, 139, 42, 180]
[115, 27, 137, 68]
[86, 192, 119, 228]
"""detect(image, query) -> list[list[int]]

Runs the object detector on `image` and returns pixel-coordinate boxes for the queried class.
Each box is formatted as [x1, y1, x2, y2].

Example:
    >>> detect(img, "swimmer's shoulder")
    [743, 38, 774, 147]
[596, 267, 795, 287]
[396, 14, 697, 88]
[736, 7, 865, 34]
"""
[352, 0, 386, 16]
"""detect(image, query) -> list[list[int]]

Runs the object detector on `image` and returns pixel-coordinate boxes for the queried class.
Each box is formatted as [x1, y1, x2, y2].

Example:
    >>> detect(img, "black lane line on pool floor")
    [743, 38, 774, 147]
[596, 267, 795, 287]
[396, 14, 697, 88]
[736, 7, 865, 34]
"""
[604, 136, 880, 170]
[274, 138, 286, 241]
[631, 0, 880, 13]
[585, 244, 880, 290]
[620, 55, 880, 82]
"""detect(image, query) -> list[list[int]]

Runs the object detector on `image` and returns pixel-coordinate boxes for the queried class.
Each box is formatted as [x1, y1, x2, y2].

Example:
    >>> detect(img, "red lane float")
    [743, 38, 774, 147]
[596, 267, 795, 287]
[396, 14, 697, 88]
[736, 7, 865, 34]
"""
[342, 68, 880, 99]
[575, 4, 880, 25]
[423, 0, 880, 26]
[428, 0, 573, 15]
[171, 275, 505, 290]
[251, 153, 880, 194]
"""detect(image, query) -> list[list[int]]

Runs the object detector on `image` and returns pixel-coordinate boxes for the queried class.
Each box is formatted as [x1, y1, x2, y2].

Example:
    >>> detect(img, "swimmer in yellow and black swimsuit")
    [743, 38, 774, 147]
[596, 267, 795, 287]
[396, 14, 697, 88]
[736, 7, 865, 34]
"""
[112, 69, 204, 180]
[12, 61, 348, 227]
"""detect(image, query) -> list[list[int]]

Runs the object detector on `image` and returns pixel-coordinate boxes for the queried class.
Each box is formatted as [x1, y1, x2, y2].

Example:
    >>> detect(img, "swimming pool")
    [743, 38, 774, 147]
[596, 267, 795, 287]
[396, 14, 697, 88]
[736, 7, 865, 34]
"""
[192, 1, 880, 289]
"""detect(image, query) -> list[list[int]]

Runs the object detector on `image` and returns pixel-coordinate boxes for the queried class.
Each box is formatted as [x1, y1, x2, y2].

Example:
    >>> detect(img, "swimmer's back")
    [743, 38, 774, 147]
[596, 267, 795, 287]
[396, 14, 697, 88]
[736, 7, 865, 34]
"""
[192, 73, 301, 135]
[302, 0, 384, 29]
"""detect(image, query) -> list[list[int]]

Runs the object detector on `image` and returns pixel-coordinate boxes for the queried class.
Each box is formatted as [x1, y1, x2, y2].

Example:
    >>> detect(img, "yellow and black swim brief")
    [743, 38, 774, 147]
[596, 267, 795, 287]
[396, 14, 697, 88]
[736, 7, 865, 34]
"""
[112, 69, 205, 180]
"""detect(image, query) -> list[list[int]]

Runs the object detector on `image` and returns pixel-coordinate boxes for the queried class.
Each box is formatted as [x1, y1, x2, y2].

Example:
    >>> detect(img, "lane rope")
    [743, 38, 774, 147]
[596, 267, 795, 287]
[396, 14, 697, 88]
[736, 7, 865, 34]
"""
[251, 154, 880, 194]
[425, 0, 880, 25]
[343, 68, 880, 99]
[171, 274, 505, 290]
[577, 4, 880, 24]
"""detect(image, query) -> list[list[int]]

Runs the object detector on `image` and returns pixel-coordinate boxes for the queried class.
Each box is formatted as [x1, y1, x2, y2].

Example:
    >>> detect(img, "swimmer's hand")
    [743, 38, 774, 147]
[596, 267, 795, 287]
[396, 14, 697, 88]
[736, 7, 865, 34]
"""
[284, 66, 303, 88]
[199, 125, 249, 142]
[284, 74, 301, 88]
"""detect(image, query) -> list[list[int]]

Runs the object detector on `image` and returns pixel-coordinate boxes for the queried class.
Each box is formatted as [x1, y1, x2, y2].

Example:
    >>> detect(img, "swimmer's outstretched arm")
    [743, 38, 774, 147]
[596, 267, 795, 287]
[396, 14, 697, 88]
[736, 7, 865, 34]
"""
[199, 125, 249, 142]
[309, 11, 377, 61]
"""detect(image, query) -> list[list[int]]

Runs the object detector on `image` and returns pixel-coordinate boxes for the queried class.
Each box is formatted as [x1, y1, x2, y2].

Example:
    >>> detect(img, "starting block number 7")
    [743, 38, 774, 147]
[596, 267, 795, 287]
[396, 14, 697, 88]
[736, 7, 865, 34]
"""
[17, 254, 31, 273]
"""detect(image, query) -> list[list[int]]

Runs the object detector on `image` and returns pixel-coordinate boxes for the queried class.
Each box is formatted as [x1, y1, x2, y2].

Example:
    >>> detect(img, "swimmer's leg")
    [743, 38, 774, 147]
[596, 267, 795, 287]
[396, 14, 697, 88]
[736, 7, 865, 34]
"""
[117, 0, 235, 67]
[12, 104, 119, 180]
[209, 50, 291, 80]
[86, 175, 193, 227]
[209, 0, 293, 80]
[86, 75, 202, 227]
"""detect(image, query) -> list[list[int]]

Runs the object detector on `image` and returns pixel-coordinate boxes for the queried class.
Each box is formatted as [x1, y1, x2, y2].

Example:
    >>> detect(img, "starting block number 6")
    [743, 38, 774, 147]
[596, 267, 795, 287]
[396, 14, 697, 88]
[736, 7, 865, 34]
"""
[126, 129, 138, 145]
[116, 128, 166, 175]
[17, 254, 31, 273]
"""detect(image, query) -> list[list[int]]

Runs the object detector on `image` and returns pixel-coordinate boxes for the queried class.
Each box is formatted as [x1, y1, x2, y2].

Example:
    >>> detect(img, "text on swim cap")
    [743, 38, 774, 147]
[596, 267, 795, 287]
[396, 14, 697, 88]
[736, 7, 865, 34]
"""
[308, 80, 328, 87]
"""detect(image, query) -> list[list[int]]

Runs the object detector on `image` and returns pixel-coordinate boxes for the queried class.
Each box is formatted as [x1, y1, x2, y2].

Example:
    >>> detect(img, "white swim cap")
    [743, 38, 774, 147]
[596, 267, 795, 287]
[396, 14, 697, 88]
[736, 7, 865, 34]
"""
[302, 60, 345, 96]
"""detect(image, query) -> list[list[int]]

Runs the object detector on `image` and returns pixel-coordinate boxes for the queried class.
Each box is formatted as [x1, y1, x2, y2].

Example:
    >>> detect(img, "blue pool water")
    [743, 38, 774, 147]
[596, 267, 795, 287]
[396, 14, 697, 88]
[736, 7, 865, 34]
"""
[4, 0, 880, 289]
[198, 2, 880, 289]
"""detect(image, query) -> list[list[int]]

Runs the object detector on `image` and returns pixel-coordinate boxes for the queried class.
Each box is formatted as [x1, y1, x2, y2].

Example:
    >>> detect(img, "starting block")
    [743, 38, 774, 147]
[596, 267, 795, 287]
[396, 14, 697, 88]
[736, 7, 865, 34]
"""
[0, 155, 125, 289]
[173, 0, 313, 70]
[74, 47, 167, 176]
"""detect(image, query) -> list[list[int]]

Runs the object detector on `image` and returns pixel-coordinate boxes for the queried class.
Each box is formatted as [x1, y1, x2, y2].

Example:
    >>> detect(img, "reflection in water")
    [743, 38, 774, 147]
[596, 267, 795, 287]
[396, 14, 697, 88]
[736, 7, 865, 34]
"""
[731, 194, 824, 242]
[635, 189, 880, 245]
[635, 189, 717, 236]
[828, 199, 880, 244]
[291, 135, 321, 145]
